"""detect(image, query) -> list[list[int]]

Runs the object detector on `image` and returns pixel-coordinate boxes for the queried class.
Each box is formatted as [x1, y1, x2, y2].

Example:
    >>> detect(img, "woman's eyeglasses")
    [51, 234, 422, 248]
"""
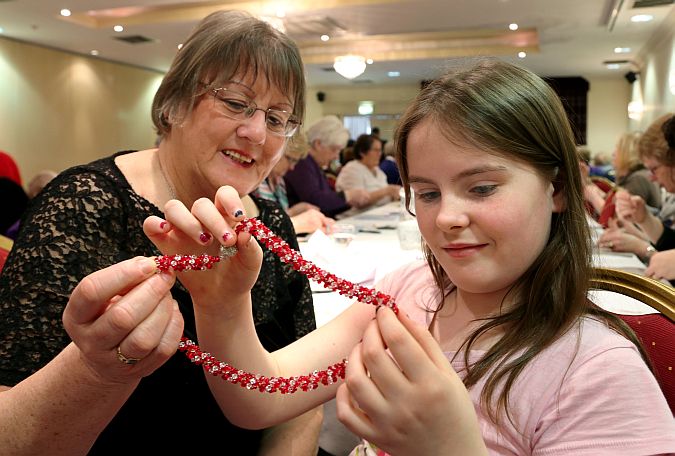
[209, 87, 300, 137]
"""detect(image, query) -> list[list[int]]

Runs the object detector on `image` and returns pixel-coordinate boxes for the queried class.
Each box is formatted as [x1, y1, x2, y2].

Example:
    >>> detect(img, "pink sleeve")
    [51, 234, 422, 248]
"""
[532, 345, 675, 456]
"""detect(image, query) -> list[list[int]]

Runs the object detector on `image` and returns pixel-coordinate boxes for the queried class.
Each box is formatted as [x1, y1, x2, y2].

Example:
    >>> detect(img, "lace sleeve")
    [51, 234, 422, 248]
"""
[0, 169, 131, 385]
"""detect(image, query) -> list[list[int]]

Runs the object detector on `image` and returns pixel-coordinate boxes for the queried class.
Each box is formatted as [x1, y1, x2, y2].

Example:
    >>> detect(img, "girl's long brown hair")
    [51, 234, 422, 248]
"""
[395, 59, 648, 425]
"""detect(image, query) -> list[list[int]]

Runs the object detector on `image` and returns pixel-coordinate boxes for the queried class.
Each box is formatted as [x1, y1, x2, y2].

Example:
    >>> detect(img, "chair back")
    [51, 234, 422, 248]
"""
[590, 268, 675, 414]
[591, 175, 617, 193]
[0, 234, 13, 273]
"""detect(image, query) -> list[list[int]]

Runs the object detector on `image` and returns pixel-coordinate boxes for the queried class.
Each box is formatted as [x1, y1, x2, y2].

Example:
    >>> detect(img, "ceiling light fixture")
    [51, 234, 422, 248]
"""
[614, 47, 631, 54]
[60, 9, 71, 17]
[518, 51, 526, 58]
[113, 25, 124, 32]
[366, 58, 374, 64]
[90, 50, 99, 56]
[387, 71, 400, 78]
[333, 55, 367, 79]
[320, 34, 330, 42]
[630, 14, 653, 23]
[509, 23, 519, 31]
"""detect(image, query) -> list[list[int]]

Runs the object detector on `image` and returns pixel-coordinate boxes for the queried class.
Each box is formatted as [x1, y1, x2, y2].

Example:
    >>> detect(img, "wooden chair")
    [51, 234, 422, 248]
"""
[590, 267, 675, 414]
[590, 175, 617, 193]
[0, 234, 13, 273]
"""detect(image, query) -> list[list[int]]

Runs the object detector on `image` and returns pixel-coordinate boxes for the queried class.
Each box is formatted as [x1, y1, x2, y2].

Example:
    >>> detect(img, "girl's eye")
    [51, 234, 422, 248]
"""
[471, 185, 497, 197]
[416, 191, 440, 202]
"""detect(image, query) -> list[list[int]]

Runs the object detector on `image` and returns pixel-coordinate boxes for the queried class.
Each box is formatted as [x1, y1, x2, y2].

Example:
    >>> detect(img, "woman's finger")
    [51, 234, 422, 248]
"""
[89, 271, 176, 348]
[64, 257, 159, 326]
[116, 293, 177, 361]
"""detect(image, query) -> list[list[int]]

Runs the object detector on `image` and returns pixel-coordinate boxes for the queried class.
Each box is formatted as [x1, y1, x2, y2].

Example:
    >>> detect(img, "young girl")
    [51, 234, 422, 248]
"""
[145, 59, 675, 455]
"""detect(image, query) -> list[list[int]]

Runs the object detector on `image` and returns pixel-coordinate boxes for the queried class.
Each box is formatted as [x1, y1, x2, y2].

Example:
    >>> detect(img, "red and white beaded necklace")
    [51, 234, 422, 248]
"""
[154, 217, 398, 394]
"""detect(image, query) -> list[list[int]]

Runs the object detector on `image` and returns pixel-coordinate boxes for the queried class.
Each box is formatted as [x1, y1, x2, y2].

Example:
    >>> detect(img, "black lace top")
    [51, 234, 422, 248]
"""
[0, 151, 315, 453]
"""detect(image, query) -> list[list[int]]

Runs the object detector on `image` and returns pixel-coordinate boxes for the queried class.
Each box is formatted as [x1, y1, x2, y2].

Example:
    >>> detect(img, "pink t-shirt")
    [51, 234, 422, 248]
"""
[352, 260, 675, 456]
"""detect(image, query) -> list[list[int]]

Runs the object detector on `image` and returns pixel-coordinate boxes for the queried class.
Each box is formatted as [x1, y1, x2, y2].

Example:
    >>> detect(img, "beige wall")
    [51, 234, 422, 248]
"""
[0, 36, 163, 184]
[629, 7, 675, 131]
[586, 77, 631, 159]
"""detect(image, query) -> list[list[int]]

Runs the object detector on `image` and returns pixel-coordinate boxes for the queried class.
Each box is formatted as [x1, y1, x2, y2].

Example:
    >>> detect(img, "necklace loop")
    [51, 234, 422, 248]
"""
[154, 217, 398, 393]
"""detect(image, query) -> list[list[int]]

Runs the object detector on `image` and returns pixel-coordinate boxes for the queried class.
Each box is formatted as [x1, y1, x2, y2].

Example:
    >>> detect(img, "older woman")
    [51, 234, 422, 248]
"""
[255, 131, 335, 234]
[0, 11, 321, 454]
[335, 134, 401, 215]
[284, 116, 369, 217]
[613, 131, 662, 209]
[615, 113, 675, 281]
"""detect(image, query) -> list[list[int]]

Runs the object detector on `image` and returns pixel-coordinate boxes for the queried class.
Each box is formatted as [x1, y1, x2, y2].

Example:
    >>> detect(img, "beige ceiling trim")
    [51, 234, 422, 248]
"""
[61, 0, 403, 28]
[299, 29, 539, 64]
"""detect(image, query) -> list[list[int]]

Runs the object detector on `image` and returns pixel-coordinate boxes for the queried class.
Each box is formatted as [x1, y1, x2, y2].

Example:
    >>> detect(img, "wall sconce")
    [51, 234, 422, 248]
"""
[333, 55, 367, 79]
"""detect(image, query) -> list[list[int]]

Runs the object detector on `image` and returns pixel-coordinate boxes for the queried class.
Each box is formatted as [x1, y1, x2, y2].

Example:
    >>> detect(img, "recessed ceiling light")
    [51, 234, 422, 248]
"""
[60, 9, 71, 17]
[320, 34, 329, 42]
[387, 71, 400, 78]
[366, 58, 373, 64]
[614, 47, 631, 54]
[518, 51, 526, 58]
[509, 23, 519, 31]
[606, 63, 620, 70]
[275, 9, 285, 18]
[90, 50, 99, 56]
[113, 25, 124, 32]
[177, 43, 183, 50]
[630, 14, 653, 23]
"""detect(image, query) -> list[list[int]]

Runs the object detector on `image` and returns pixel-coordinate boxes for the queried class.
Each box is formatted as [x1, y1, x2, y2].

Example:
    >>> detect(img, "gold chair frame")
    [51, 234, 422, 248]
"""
[590, 268, 675, 322]
[590, 175, 617, 192]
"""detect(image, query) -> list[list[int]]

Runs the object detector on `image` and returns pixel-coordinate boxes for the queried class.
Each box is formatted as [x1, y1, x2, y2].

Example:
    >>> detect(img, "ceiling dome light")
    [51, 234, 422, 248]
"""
[614, 47, 631, 54]
[509, 23, 519, 31]
[630, 14, 653, 23]
[334, 55, 367, 79]
[518, 51, 526, 58]
[366, 58, 373, 64]
[320, 34, 330, 42]
[113, 25, 124, 32]
[60, 9, 71, 17]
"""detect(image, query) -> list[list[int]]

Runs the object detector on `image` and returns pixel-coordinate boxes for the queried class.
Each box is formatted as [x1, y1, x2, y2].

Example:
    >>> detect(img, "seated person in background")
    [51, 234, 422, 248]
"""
[254, 132, 335, 234]
[0, 150, 22, 186]
[616, 113, 675, 282]
[335, 134, 400, 216]
[0, 178, 28, 239]
[589, 151, 614, 181]
[379, 140, 401, 185]
[26, 169, 58, 199]
[613, 131, 662, 210]
[578, 147, 607, 217]
[285, 116, 369, 217]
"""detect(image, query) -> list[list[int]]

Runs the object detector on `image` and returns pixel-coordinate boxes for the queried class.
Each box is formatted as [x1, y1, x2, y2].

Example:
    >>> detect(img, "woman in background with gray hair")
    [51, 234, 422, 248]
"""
[284, 115, 369, 217]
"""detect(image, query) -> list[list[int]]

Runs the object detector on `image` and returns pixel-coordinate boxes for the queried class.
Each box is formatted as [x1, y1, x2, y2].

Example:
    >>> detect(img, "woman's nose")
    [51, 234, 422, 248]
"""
[238, 110, 267, 145]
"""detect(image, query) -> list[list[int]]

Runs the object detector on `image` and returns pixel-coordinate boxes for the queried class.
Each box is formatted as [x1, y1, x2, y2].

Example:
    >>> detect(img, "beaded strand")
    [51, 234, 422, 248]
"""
[154, 217, 398, 393]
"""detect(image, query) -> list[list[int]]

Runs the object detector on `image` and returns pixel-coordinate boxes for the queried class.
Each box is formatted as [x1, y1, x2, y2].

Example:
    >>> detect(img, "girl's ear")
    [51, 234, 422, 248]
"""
[551, 180, 566, 213]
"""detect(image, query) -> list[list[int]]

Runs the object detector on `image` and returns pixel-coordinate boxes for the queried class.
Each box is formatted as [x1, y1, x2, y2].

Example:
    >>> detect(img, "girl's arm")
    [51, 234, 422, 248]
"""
[144, 186, 377, 428]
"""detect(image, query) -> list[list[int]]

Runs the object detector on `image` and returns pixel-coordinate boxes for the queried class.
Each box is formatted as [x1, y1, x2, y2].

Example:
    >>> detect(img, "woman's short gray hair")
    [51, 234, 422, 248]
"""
[152, 10, 305, 136]
[306, 115, 349, 148]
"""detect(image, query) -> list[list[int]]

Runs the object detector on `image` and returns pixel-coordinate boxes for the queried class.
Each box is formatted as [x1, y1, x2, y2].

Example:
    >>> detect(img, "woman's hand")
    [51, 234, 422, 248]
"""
[645, 249, 675, 281]
[286, 201, 320, 217]
[597, 227, 650, 256]
[62, 257, 183, 385]
[143, 185, 263, 314]
[291, 208, 335, 234]
[335, 307, 486, 456]
[615, 190, 647, 223]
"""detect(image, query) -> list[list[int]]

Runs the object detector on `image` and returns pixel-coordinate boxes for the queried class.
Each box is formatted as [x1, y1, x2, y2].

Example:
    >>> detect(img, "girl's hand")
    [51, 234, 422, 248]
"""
[335, 307, 486, 456]
[143, 186, 263, 312]
[645, 249, 675, 281]
[62, 257, 184, 385]
[615, 190, 647, 224]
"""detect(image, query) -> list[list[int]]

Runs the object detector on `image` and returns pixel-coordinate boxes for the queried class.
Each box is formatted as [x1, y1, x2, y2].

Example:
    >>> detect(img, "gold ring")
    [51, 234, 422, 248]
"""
[116, 346, 141, 365]
[218, 244, 238, 259]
